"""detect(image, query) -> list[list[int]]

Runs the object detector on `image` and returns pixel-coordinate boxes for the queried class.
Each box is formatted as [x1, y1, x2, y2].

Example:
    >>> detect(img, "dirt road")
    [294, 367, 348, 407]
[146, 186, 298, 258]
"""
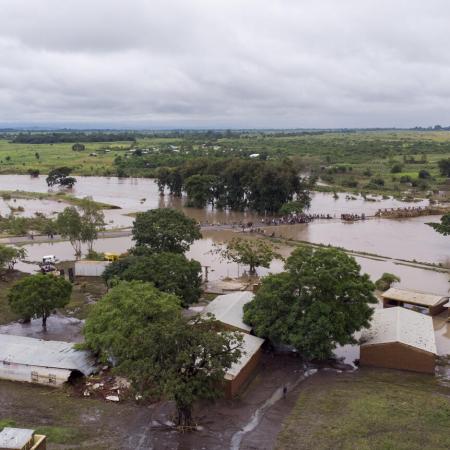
[0, 354, 320, 450]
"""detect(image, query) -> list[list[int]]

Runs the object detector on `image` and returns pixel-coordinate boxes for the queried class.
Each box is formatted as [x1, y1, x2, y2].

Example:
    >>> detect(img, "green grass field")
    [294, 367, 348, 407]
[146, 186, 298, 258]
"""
[1, 131, 450, 196]
[277, 369, 450, 450]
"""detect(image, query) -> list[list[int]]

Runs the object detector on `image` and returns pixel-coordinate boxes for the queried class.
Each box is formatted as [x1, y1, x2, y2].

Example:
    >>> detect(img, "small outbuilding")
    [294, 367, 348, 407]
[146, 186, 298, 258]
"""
[0, 334, 97, 386]
[74, 260, 110, 277]
[360, 307, 437, 374]
[203, 291, 265, 397]
[202, 291, 254, 333]
[381, 288, 448, 316]
[0, 427, 46, 450]
[224, 333, 265, 398]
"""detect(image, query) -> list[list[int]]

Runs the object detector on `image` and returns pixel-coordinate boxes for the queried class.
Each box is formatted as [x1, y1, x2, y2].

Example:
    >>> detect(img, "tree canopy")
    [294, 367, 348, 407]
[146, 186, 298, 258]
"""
[102, 251, 202, 306]
[56, 198, 105, 256]
[243, 246, 377, 360]
[427, 212, 450, 236]
[83, 281, 242, 427]
[46, 167, 77, 188]
[8, 274, 72, 328]
[375, 273, 400, 291]
[132, 208, 201, 253]
[56, 207, 84, 256]
[0, 245, 26, 274]
[438, 158, 450, 178]
[216, 237, 281, 275]
[155, 158, 313, 213]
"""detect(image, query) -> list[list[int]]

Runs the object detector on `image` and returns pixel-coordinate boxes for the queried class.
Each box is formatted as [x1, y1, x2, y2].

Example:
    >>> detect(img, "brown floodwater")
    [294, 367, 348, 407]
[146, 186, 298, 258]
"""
[0, 197, 67, 218]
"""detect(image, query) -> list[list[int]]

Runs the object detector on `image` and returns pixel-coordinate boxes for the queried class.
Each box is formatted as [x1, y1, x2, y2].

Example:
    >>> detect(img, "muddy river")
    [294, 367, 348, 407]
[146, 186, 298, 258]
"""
[0, 174, 448, 264]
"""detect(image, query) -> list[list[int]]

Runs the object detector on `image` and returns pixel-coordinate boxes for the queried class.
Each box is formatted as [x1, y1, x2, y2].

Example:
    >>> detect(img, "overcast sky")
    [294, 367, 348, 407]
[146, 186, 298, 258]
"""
[0, 0, 449, 129]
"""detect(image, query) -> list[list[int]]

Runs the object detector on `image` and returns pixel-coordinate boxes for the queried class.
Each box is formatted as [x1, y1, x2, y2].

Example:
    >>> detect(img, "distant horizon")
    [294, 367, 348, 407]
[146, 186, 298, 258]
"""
[0, 124, 449, 132]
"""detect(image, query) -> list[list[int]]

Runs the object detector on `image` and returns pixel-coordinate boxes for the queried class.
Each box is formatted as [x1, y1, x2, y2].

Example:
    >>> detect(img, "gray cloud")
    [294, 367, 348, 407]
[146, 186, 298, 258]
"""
[0, 0, 449, 128]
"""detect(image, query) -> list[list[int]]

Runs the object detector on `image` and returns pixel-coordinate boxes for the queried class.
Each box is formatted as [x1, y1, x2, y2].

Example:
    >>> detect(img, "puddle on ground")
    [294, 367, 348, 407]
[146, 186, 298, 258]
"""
[0, 314, 84, 342]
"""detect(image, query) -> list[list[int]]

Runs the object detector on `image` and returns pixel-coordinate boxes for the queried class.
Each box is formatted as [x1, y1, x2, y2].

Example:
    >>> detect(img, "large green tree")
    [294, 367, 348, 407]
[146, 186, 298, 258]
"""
[83, 281, 242, 427]
[244, 246, 377, 360]
[56, 198, 105, 256]
[102, 252, 202, 306]
[438, 158, 450, 178]
[46, 167, 77, 188]
[217, 237, 281, 275]
[132, 208, 201, 253]
[8, 274, 72, 329]
[56, 207, 83, 256]
[184, 174, 218, 208]
[0, 245, 26, 274]
[79, 197, 105, 253]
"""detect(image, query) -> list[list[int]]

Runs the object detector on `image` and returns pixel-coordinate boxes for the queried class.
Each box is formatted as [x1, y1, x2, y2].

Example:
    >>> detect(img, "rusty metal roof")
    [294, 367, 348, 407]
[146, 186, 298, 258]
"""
[381, 288, 447, 307]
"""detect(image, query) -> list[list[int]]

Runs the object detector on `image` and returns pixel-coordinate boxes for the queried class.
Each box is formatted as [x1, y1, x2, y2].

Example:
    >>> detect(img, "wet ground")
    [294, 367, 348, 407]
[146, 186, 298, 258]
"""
[0, 314, 84, 342]
[0, 354, 318, 450]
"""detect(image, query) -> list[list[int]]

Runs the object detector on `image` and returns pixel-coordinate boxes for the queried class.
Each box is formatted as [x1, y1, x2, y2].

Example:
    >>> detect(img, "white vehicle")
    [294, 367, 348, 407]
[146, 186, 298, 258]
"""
[42, 255, 57, 264]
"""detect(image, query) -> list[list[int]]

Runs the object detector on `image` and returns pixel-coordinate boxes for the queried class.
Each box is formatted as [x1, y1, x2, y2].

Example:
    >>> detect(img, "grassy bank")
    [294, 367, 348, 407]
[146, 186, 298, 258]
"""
[0, 190, 120, 209]
[276, 369, 450, 450]
[1, 131, 450, 198]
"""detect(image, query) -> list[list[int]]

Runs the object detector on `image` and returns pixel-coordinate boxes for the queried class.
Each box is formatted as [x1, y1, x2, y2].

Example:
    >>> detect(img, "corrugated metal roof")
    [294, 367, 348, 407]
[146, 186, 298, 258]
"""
[225, 332, 265, 380]
[0, 334, 97, 375]
[361, 307, 437, 354]
[381, 288, 447, 307]
[203, 291, 254, 332]
[0, 428, 34, 449]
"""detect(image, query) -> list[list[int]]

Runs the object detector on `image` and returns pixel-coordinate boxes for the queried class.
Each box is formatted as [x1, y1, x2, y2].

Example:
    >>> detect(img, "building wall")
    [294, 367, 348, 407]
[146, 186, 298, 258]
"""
[382, 298, 446, 316]
[360, 342, 435, 374]
[224, 347, 262, 398]
[0, 363, 72, 386]
[429, 303, 447, 316]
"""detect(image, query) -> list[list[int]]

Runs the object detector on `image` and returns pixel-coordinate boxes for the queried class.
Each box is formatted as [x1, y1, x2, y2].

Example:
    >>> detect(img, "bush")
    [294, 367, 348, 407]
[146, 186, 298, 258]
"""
[390, 163, 403, 173]
[370, 177, 385, 187]
[418, 169, 431, 179]
[400, 175, 412, 183]
[375, 273, 400, 291]
[341, 178, 359, 188]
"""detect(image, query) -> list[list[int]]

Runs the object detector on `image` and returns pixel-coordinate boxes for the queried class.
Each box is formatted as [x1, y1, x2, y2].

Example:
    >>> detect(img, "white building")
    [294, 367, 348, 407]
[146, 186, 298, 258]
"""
[75, 260, 110, 277]
[0, 334, 97, 386]
[202, 291, 254, 333]
[360, 307, 437, 374]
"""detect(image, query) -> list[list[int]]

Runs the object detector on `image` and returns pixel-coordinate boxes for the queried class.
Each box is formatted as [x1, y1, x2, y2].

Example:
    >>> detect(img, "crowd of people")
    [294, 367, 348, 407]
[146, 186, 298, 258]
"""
[374, 206, 445, 218]
[341, 213, 366, 221]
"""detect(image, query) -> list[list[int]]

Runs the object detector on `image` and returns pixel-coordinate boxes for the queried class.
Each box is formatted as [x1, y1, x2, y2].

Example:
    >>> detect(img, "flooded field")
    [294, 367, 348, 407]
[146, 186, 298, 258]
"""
[0, 197, 67, 218]
[0, 175, 448, 264]
[2, 174, 449, 360]
[272, 215, 450, 264]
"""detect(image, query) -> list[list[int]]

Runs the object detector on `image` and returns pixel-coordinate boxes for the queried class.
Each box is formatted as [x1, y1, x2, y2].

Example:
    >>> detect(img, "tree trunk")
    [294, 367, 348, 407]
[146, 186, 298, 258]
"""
[249, 264, 256, 275]
[42, 314, 48, 330]
[176, 404, 193, 428]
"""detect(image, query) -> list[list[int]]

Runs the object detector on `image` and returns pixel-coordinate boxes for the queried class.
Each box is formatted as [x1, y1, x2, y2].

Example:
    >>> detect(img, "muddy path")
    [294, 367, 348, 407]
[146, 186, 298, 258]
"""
[0, 355, 319, 450]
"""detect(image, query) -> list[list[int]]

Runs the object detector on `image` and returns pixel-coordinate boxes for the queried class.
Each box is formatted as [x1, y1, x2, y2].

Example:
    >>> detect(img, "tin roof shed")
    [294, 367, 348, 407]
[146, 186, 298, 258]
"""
[0, 334, 97, 375]
[203, 291, 254, 333]
[361, 307, 437, 354]
[381, 288, 447, 308]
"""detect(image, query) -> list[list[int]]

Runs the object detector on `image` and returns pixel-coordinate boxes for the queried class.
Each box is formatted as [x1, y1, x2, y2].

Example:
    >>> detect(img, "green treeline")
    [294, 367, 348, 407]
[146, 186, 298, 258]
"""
[155, 158, 313, 213]
[12, 132, 137, 144]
